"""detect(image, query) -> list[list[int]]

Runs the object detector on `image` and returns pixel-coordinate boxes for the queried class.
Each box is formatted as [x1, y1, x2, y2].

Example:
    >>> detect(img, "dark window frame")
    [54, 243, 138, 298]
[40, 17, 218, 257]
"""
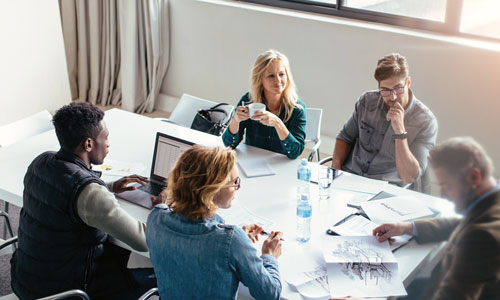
[240, 0, 500, 43]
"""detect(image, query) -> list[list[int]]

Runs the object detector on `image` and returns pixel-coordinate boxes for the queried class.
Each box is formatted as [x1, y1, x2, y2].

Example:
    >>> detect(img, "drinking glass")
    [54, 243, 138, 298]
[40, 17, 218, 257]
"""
[318, 167, 333, 200]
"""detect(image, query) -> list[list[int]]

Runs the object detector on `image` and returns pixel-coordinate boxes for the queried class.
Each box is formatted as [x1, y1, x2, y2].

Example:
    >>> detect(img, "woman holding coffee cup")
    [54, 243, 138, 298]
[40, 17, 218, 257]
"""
[222, 49, 306, 159]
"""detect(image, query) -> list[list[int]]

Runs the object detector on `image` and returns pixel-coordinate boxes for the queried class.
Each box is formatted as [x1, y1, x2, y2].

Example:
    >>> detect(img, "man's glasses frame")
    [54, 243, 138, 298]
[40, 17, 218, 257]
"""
[379, 77, 408, 97]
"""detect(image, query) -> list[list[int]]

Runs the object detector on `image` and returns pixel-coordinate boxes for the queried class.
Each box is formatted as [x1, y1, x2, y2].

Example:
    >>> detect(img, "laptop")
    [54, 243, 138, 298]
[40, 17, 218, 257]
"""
[116, 132, 194, 208]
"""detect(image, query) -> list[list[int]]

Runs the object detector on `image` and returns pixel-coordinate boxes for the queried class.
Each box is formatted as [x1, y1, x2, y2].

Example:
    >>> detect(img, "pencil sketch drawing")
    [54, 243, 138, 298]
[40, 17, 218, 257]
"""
[331, 240, 392, 286]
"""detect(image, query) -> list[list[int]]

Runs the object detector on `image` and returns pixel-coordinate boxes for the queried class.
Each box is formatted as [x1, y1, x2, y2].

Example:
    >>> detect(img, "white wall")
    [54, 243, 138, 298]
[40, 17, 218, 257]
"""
[160, 0, 500, 175]
[0, 0, 70, 126]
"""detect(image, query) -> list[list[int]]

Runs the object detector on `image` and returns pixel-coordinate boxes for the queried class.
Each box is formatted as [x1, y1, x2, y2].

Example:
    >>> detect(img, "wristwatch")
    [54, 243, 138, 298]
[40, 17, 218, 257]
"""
[393, 131, 408, 140]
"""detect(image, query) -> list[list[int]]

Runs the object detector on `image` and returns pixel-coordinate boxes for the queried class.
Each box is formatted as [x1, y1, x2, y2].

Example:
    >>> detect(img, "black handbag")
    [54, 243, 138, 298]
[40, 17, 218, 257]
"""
[190, 103, 234, 136]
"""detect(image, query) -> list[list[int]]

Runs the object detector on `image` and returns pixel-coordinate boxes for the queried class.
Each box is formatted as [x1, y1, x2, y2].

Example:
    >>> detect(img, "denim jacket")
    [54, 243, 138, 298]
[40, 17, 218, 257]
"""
[146, 204, 282, 300]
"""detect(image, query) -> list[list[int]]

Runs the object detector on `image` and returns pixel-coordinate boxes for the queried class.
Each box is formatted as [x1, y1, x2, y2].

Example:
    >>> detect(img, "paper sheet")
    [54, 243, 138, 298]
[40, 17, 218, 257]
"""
[217, 203, 273, 229]
[322, 236, 407, 298]
[360, 195, 436, 224]
[94, 159, 146, 177]
[309, 163, 343, 184]
[329, 215, 412, 251]
[286, 265, 330, 299]
[331, 173, 388, 195]
[237, 159, 275, 178]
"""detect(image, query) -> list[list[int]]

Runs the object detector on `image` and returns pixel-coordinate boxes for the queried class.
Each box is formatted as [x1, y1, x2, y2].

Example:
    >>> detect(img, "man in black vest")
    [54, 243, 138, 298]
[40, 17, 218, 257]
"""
[11, 103, 157, 300]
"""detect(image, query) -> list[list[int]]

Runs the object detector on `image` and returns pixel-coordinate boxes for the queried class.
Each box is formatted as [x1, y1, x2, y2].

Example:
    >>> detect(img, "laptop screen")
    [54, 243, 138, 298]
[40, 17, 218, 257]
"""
[150, 132, 194, 184]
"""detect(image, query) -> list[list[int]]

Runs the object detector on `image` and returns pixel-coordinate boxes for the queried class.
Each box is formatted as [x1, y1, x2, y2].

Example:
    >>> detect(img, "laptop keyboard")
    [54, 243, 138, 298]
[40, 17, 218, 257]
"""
[138, 182, 165, 196]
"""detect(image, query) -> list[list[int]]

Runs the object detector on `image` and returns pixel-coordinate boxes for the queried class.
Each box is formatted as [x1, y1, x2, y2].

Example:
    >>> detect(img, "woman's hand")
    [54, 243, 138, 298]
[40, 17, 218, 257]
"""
[233, 105, 250, 124]
[229, 105, 250, 134]
[262, 231, 283, 258]
[252, 111, 283, 128]
[242, 224, 264, 243]
[252, 110, 290, 141]
[150, 191, 167, 207]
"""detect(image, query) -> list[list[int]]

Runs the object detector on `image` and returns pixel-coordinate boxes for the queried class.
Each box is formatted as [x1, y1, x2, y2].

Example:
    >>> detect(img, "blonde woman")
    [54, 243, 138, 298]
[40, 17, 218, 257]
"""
[146, 145, 283, 300]
[222, 49, 306, 159]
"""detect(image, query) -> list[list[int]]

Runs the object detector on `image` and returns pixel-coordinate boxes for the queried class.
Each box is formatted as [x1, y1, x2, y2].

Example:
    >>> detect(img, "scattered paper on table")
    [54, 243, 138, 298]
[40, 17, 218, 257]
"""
[322, 235, 407, 298]
[360, 195, 436, 224]
[217, 203, 273, 229]
[94, 159, 146, 177]
[309, 163, 343, 184]
[332, 173, 388, 195]
[238, 159, 275, 178]
[329, 215, 411, 251]
[286, 265, 330, 299]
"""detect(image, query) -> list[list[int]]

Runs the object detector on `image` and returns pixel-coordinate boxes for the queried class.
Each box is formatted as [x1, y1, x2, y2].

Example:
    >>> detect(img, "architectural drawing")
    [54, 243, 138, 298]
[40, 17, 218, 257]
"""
[331, 240, 392, 286]
[323, 236, 407, 297]
[301, 266, 329, 292]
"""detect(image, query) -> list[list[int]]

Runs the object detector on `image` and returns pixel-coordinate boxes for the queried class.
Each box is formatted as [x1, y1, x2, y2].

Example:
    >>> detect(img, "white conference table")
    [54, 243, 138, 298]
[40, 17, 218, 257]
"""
[0, 108, 456, 299]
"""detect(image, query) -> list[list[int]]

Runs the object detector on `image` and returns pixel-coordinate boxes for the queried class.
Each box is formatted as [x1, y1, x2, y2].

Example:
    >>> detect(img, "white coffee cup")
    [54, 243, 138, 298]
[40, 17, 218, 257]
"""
[248, 103, 266, 119]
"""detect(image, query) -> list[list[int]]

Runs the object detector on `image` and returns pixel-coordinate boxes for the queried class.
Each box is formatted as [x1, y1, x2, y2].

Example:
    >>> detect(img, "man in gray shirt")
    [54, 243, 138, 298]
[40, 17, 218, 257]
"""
[331, 53, 437, 187]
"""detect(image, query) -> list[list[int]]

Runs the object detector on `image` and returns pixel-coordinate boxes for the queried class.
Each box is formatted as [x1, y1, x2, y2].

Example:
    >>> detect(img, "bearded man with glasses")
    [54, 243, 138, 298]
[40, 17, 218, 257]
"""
[331, 53, 437, 188]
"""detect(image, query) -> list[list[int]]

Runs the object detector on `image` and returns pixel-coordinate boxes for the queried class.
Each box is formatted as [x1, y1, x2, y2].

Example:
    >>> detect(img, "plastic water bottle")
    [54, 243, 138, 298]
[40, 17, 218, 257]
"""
[296, 193, 312, 243]
[297, 159, 311, 198]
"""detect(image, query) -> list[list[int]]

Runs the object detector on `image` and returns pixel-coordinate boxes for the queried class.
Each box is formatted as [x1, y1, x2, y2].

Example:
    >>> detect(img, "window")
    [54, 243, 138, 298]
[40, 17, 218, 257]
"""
[344, 0, 447, 22]
[241, 0, 500, 42]
[460, 0, 500, 40]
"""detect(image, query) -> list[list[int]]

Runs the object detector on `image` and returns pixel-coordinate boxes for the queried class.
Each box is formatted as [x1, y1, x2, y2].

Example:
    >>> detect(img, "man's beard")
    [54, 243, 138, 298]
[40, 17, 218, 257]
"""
[455, 185, 479, 214]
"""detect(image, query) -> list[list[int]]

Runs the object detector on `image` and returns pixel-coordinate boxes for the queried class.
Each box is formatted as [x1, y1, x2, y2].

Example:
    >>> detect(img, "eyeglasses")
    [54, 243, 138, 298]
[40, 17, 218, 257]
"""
[379, 78, 408, 97]
[224, 176, 241, 190]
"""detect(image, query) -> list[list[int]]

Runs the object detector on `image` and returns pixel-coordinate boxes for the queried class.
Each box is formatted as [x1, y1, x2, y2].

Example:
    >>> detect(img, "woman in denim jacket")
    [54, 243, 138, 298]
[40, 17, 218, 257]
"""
[146, 145, 283, 300]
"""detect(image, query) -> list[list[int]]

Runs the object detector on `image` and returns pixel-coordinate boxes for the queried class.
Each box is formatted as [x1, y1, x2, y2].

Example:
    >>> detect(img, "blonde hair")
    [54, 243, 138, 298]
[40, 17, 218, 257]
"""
[374, 53, 409, 83]
[164, 145, 236, 222]
[249, 49, 301, 122]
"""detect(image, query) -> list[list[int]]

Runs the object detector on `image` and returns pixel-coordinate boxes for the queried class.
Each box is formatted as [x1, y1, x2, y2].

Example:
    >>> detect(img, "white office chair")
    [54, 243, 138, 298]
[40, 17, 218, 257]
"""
[164, 93, 233, 128]
[304, 108, 323, 162]
[0, 110, 53, 238]
[0, 110, 53, 148]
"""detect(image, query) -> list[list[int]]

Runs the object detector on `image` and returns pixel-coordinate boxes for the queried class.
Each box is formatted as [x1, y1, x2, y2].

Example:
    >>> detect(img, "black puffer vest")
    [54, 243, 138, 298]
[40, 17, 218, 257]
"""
[11, 149, 132, 300]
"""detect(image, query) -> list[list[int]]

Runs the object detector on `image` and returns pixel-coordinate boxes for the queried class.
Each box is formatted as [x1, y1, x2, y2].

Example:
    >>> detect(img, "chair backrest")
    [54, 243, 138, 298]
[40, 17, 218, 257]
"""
[168, 94, 219, 128]
[138, 287, 159, 300]
[0, 110, 53, 148]
[304, 108, 322, 143]
[36, 289, 90, 300]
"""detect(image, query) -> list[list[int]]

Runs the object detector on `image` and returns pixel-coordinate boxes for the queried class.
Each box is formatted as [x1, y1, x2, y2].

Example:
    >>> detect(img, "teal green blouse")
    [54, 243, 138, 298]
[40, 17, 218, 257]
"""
[222, 93, 306, 159]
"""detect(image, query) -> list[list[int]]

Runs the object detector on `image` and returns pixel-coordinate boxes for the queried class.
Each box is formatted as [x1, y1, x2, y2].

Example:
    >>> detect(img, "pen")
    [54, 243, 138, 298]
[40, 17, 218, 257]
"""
[261, 230, 285, 241]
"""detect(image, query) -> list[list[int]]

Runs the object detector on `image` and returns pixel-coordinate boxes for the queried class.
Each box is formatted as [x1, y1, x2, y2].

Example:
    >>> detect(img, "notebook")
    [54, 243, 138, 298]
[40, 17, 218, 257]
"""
[237, 158, 275, 178]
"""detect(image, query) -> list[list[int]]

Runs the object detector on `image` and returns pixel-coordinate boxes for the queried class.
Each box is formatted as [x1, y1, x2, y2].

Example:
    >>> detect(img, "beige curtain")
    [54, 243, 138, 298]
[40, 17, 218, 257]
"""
[59, 0, 169, 113]
[119, 0, 170, 113]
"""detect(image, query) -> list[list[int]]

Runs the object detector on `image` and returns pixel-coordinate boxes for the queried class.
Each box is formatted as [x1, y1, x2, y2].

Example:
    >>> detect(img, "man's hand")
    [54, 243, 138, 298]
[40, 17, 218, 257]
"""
[386, 102, 406, 134]
[242, 223, 264, 243]
[262, 231, 283, 258]
[112, 175, 149, 194]
[373, 222, 412, 242]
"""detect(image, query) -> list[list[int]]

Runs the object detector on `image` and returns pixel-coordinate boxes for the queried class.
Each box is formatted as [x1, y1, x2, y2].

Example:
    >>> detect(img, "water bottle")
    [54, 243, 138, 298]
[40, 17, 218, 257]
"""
[297, 159, 311, 198]
[296, 193, 312, 243]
